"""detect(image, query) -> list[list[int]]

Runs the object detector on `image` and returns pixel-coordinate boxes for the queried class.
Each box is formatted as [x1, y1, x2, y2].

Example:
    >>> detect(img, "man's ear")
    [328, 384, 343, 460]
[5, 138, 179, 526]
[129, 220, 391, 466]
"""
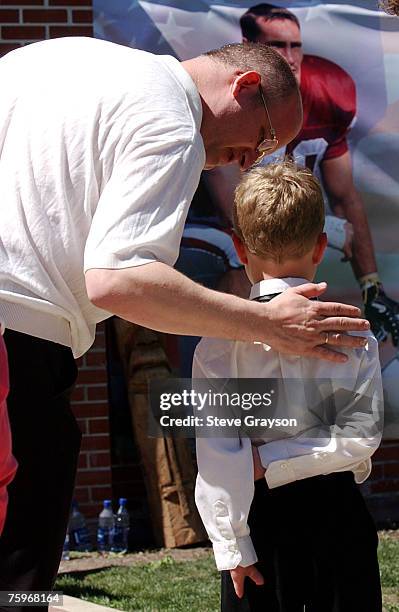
[312, 232, 327, 264]
[232, 231, 248, 264]
[232, 70, 261, 99]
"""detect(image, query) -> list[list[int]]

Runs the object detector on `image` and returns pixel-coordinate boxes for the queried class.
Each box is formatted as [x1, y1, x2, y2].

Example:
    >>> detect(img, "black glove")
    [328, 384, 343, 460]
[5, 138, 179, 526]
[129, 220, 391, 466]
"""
[363, 282, 399, 346]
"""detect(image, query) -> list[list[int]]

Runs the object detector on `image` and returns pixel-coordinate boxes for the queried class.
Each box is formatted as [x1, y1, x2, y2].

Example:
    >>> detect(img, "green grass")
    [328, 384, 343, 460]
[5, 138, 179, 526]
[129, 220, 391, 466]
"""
[379, 534, 399, 611]
[56, 555, 220, 611]
[56, 534, 399, 612]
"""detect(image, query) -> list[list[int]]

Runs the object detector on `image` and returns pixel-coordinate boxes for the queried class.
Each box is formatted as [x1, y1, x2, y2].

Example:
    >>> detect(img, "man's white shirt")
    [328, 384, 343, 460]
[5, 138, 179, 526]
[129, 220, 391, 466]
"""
[0, 37, 205, 357]
[193, 277, 383, 571]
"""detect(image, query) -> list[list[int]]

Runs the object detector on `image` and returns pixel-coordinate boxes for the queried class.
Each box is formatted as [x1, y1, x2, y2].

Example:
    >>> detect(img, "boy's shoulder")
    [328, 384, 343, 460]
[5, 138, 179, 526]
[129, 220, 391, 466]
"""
[193, 336, 237, 377]
[346, 330, 379, 361]
[320, 329, 380, 380]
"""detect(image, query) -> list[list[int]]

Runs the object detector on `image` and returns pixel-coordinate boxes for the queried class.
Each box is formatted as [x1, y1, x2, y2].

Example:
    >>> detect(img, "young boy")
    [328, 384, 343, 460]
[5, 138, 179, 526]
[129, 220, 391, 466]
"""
[0, 324, 17, 535]
[194, 161, 383, 611]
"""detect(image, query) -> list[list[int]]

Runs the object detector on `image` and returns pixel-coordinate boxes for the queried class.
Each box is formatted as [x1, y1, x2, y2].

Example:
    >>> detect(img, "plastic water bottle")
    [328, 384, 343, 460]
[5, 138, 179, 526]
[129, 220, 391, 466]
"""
[69, 500, 92, 552]
[111, 498, 130, 553]
[62, 532, 70, 561]
[97, 500, 114, 552]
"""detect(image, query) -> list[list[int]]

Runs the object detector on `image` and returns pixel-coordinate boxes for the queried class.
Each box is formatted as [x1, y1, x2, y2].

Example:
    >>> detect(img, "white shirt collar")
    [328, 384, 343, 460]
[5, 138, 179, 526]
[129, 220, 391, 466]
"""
[249, 277, 309, 301]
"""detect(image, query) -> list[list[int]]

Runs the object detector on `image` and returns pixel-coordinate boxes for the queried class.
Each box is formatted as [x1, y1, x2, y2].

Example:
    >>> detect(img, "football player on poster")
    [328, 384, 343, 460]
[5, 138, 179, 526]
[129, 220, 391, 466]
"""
[176, 3, 399, 371]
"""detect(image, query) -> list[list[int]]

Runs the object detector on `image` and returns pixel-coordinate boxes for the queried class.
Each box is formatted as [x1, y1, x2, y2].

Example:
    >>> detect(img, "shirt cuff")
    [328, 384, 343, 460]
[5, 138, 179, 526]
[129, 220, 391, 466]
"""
[258, 439, 291, 469]
[264, 459, 297, 488]
[258, 441, 302, 488]
[212, 536, 258, 571]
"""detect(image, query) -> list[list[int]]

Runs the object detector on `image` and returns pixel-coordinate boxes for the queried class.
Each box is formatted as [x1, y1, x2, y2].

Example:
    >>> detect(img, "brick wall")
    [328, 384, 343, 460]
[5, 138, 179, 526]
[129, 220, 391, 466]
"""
[72, 323, 112, 520]
[0, 0, 92, 57]
[363, 441, 399, 527]
[1, 0, 399, 531]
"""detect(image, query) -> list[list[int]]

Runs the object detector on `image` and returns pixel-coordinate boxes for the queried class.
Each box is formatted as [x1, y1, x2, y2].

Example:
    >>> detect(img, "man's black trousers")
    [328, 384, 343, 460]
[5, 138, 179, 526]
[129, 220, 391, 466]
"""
[0, 330, 81, 610]
[221, 472, 382, 612]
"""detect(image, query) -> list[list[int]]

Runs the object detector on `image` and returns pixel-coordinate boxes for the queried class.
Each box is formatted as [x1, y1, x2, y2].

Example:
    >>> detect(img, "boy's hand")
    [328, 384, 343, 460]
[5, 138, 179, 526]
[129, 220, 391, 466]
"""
[252, 445, 266, 481]
[230, 564, 264, 598]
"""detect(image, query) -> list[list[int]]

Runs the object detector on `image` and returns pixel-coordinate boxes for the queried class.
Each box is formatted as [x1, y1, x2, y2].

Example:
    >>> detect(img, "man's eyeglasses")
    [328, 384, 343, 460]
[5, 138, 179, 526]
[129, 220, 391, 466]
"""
[255, 85, 279, 164]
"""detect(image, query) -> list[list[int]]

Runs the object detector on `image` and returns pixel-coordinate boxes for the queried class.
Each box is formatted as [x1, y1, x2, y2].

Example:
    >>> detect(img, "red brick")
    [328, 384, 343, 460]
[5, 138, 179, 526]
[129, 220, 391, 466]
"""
[373, 446, 399, 462]
[85, 351, 107, 367]
[89, 452, 111, 468]
[72, 9, 92, 23]
[87, 385, 109, 401]
[23, 8, 68, 22]
[71, 385, 85, 402]
[369, 463, 384, 480]
[78, 453, 88, 469]
[79, 501, 102, 518]
[81, 501, 103, 519]
[0, 9, 19, 22]
[93, 331, 106, 348]
[90, 485, 113, 502]
[49, 25, 92, 37]
[384, 463, 399, 478]
[2, 25, 45, 39]
[77, 418, 88, 434]
[74, 487, 90, 504]
[50, 0, 91, 5]
[0, 0, 43, 4]
[370, 479, 399, 494]
[88, 418, 110, 434]
[76, 469, 111, 486]
[72, 402, 109, 419]
[77, 369, 107, 384]
[0, 43, 21, 55]
[81, 434, 110, 451]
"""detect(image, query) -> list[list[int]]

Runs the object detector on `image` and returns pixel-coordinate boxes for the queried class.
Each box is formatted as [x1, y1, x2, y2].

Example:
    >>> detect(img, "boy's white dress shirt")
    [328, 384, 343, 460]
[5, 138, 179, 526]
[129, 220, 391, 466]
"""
[193, 277, 383, 571]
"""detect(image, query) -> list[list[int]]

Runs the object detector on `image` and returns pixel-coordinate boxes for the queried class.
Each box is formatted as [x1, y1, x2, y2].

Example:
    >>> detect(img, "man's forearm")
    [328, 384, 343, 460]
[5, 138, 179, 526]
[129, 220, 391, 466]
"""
[85, 261, 370, 362]
[86, 262, 262, 341]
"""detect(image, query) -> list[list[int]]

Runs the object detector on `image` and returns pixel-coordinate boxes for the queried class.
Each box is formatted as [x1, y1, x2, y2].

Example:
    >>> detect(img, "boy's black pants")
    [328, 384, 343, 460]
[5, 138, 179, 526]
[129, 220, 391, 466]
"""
[221, 472, 382, 612]
[0, 330, 81, 611]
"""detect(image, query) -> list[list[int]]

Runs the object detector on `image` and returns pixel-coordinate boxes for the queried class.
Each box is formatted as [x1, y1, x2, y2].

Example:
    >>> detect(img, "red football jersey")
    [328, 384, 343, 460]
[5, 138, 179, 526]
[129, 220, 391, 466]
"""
[286, 55, 357, 171]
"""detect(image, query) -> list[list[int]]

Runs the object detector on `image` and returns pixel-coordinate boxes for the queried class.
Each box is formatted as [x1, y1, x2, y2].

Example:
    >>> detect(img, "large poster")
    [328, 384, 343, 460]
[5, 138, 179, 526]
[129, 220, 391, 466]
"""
[93, 1, 399, 432]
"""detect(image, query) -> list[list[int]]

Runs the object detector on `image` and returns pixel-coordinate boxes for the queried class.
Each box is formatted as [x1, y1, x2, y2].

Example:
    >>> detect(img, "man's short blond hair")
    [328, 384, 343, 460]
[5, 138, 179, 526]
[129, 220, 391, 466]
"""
[205, 43, 297, 104]
[379, 0, 399, 15]
[233, 160, 324, 263]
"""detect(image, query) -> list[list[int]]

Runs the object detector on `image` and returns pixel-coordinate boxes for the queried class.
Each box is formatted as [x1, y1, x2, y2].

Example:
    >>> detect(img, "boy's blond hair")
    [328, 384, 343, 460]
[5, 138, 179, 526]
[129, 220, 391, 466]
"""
[233, 160, 325, 263]
[379, 0, 399, 16]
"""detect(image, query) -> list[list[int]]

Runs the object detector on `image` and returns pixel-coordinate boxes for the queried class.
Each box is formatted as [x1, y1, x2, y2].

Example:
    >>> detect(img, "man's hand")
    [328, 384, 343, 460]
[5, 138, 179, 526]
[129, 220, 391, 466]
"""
[252, 445, 266, 481]
[230, 564, 264, 599]
[363, 282, 399, 346]
[264, 282, 369, 363]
